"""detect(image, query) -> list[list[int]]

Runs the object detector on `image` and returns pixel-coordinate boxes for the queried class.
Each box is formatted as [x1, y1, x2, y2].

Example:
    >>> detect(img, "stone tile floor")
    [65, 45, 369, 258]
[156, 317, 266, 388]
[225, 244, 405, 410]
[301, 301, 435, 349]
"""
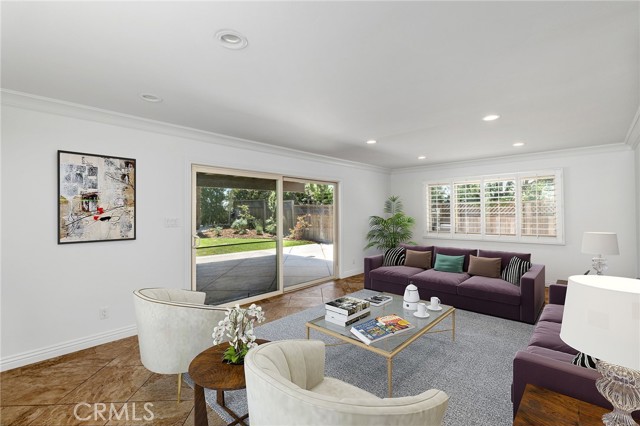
[0, 275, 364, 426]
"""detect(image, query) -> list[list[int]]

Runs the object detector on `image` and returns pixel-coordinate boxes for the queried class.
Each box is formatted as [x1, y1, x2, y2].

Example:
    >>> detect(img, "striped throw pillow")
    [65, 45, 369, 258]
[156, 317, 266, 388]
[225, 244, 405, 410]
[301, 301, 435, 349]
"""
[572, 352, 598, 370]
[501, 256, 531, 286]
[383, 247, 406, 266]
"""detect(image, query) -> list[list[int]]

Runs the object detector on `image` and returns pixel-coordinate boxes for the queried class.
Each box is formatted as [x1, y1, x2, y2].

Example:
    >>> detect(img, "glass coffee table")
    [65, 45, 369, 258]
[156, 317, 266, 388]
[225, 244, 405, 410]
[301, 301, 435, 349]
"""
[306, 294, 455, 397]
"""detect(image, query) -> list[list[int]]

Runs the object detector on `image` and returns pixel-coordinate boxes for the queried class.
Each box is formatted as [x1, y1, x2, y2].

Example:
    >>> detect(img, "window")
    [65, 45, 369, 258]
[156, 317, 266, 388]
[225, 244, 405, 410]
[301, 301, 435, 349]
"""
[454, 182, 481, 235]
[521, 176, 557, 237]
[427, 184, 450, 233]
[484, 179, 516, 236]
[424, 170, 563, 244]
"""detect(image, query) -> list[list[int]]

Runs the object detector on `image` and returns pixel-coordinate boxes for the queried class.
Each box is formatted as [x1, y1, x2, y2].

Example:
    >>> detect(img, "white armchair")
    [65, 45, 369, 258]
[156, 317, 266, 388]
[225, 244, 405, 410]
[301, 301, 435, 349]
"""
[244, 340, 449, 426]
[133, 288, 227, 402]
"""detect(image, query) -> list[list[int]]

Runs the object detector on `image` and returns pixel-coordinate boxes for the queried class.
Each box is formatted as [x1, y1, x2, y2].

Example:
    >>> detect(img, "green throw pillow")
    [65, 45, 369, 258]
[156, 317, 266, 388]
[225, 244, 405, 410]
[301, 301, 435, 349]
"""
[434, 254, 465, 273]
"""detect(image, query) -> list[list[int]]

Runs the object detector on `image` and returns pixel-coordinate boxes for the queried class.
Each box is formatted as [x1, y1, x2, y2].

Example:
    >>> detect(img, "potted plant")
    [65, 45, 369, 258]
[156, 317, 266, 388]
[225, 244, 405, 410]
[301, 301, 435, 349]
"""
[212, 304, 265, 364]
[365, 195, 415, 251]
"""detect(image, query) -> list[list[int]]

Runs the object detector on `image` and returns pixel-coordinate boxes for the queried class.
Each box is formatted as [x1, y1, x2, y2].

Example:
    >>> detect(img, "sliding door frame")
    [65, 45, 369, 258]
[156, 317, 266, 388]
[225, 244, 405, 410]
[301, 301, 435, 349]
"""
[282, 176, 339, 293]
[191, 164, 284, 305]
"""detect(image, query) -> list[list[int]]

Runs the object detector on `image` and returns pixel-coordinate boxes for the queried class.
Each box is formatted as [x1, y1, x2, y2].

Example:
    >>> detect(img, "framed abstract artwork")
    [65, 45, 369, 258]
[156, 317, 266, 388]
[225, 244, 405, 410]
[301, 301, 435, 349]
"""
[58, 150, 136, 244]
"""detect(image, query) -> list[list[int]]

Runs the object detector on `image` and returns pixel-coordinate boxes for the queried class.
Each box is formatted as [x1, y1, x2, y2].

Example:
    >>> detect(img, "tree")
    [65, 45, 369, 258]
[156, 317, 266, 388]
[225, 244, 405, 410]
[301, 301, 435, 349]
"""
[365, 196, 415, 251]
[200, 187, 229, 226]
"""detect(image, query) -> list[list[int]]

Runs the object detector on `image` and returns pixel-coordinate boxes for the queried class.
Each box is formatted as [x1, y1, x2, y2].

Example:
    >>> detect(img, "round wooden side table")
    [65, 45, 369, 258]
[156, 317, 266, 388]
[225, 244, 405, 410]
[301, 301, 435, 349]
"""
[188, 339, 269, 426]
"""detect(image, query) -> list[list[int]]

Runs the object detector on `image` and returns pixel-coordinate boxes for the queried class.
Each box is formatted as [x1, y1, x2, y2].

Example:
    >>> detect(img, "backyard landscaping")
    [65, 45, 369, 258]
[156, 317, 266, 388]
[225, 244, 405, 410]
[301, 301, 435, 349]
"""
[196, 228, 313, 256]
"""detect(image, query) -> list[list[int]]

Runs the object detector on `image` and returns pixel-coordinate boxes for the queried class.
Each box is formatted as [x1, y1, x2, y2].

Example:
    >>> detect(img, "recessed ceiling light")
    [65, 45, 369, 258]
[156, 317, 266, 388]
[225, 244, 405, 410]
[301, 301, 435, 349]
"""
[366, 140, 377, 145]
[482, 114, 500, 121]
[418, 155, 426, 160]
[216, 30, 248, 50]
[513, 142, 526, 147]
[139, 93, 163, 103]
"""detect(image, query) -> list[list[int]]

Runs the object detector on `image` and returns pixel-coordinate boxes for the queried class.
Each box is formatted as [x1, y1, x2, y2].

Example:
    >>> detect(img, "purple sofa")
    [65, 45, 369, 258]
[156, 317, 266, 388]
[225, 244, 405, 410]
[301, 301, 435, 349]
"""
[364, 244, 546, 324]
[512, 284, 640, 420]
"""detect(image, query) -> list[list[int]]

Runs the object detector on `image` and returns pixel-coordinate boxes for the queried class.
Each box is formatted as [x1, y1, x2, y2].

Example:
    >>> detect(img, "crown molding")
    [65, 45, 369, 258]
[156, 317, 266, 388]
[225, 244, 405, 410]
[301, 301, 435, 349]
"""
[391, 143, 632, 174]
[624, 104, 640, 149]
[1, 89, 389, 174]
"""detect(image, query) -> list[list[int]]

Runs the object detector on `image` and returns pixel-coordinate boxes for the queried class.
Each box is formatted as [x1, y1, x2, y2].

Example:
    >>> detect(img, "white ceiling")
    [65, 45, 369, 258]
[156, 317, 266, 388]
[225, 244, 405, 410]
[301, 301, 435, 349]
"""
[2, 1, 639, 169]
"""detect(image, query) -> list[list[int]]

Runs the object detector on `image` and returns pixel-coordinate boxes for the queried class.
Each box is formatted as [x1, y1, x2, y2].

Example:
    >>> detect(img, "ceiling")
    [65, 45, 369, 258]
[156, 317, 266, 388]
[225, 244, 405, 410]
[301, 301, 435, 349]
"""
[2, 1, 639, 169]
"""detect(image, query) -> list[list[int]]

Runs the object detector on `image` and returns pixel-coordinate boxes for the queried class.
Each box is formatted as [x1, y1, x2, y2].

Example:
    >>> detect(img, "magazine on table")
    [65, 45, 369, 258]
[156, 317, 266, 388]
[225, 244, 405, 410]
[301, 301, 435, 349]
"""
[325, 296, 370, 316]
[350, 314, 414, 345]
[364, 294, 393, 306]
[325, 309, 371, 327]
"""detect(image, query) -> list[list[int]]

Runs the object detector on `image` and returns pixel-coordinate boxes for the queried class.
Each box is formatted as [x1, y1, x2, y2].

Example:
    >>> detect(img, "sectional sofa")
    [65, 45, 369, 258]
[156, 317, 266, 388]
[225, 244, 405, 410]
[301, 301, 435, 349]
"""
[364, 244, 545, 324]
[512, 283, 640, 420]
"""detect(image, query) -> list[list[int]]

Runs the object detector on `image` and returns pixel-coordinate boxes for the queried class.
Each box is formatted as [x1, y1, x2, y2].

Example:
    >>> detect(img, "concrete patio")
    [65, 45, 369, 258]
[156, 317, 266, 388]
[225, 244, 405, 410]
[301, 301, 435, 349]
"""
[196, 243, 334, 305]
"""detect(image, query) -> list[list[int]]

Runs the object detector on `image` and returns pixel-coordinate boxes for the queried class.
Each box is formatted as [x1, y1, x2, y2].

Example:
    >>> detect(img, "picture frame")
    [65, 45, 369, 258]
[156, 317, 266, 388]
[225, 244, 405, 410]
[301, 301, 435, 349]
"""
[58, 150, 136, 244]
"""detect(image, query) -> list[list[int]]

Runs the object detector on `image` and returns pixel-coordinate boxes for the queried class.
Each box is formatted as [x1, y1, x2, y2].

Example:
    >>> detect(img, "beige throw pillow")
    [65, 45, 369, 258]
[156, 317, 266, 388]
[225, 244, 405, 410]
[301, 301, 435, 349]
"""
[468, 255, 501, 278]
[404, 250, 432, 269]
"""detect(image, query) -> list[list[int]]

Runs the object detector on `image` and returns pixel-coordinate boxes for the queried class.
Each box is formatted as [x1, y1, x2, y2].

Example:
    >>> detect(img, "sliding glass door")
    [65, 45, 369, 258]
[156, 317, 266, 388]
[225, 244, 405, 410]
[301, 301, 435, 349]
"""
[192, 166, 281, 305]
[282, 178, 336, 290]
[191, 166, 338, 305]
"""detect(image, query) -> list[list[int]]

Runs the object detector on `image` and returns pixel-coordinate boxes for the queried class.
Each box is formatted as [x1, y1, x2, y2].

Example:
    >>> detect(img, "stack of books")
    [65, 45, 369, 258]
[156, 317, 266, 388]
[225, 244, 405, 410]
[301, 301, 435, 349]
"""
[350, 314, 414, 345]
[364, 294, 393, 306]
[325, 296, 371, 327]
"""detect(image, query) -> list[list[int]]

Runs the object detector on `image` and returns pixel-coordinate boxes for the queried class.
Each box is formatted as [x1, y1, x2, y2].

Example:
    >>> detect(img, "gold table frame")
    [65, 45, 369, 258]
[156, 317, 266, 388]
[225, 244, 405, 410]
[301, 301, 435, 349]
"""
[305, 297, 455, 397]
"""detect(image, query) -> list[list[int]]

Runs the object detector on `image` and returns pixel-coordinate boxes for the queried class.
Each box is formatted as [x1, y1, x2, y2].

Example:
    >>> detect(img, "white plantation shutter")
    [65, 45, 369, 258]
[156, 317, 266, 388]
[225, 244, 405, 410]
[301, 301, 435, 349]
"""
[484, 179, 516, 236]
[454, 182, 481, 234]
[424, 170, 563, 244]
[520, 175, 557, 237]
[427, 184, 451, 233]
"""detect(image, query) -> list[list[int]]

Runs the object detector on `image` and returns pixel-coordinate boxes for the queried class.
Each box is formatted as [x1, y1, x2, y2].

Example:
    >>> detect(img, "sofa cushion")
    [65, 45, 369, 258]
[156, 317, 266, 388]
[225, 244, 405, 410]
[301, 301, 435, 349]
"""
[468, 255, 501, 278]
[400, 244, 434, 253]
[528, 321, 579, 355]
[433, 247, 477, 271]
[525, 345, 576, 363]
[404, 250, 432, 269]
[383, 247, 406, 266]
[477, 250, 531, 271]
[410, 269, 470, 295]
[433, 254, 464, 273]
[538, 304, 564, 323]
[369, 266, 424, 285]
[457, 276, 521, 305]
[501, 256, 532, 286]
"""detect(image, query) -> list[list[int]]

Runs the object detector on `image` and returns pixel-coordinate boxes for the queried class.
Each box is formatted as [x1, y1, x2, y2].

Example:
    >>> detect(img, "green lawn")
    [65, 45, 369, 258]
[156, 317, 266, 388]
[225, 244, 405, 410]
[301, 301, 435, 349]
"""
[196, 238, 314, 256]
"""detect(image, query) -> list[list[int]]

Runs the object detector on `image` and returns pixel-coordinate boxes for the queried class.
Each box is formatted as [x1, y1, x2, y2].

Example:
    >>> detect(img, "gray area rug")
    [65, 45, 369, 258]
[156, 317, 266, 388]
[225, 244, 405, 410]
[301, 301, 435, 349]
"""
[185, 289, 534, 425]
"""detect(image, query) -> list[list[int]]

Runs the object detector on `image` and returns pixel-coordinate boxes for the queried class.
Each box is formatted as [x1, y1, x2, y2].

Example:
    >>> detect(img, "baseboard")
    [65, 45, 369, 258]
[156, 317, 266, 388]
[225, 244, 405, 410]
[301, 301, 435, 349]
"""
[0, 324, 137, 372]
[340, 267, 363, 279]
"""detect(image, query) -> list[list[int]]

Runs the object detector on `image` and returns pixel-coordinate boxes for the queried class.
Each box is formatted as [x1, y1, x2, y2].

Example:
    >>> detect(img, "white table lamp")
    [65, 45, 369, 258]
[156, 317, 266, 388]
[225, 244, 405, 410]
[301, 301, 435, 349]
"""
[560, 275, 640, 426]
[582, 232, 619, 275]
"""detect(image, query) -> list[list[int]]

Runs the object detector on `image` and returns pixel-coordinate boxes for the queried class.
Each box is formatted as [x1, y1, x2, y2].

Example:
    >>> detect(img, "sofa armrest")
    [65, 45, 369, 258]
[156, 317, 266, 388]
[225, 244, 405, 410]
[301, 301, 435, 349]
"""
[549, 283, 567, 305]
[512, 350, 605, 418]
[364, 255, 384, 289]
[519, 264, 545, 324]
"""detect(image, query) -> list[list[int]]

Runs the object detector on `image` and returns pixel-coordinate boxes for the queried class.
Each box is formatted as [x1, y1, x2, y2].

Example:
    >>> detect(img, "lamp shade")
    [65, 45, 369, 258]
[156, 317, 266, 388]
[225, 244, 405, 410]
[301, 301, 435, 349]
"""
[581, 232, 619, 255]
[560, 275, 640, 370]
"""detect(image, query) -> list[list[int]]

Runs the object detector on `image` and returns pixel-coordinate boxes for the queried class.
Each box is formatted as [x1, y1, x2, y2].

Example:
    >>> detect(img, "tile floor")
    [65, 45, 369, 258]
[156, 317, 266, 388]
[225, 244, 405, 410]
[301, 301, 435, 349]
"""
[0, 276, 364, 426]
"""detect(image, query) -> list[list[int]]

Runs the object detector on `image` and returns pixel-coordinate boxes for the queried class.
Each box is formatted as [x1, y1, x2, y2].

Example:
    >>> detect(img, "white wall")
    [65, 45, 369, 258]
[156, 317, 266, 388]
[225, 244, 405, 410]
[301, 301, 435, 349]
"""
[390, 147, 638, 283]
[0, 95, 389, 369]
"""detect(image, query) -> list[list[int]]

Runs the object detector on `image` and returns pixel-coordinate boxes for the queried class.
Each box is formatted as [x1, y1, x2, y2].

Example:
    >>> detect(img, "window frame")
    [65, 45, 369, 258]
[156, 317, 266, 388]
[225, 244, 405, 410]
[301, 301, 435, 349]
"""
[423, 169, 564, 245]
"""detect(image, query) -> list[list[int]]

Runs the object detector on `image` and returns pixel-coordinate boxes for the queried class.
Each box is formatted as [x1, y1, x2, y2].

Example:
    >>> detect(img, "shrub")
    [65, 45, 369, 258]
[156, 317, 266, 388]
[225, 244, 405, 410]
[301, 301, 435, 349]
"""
[289, 215, 311, 240]
[265, 217, 277, 235]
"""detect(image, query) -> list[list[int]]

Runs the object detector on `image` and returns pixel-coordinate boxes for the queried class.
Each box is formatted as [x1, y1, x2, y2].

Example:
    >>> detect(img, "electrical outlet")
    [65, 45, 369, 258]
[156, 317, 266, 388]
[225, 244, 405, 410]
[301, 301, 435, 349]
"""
[99, 307, 109, 320]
